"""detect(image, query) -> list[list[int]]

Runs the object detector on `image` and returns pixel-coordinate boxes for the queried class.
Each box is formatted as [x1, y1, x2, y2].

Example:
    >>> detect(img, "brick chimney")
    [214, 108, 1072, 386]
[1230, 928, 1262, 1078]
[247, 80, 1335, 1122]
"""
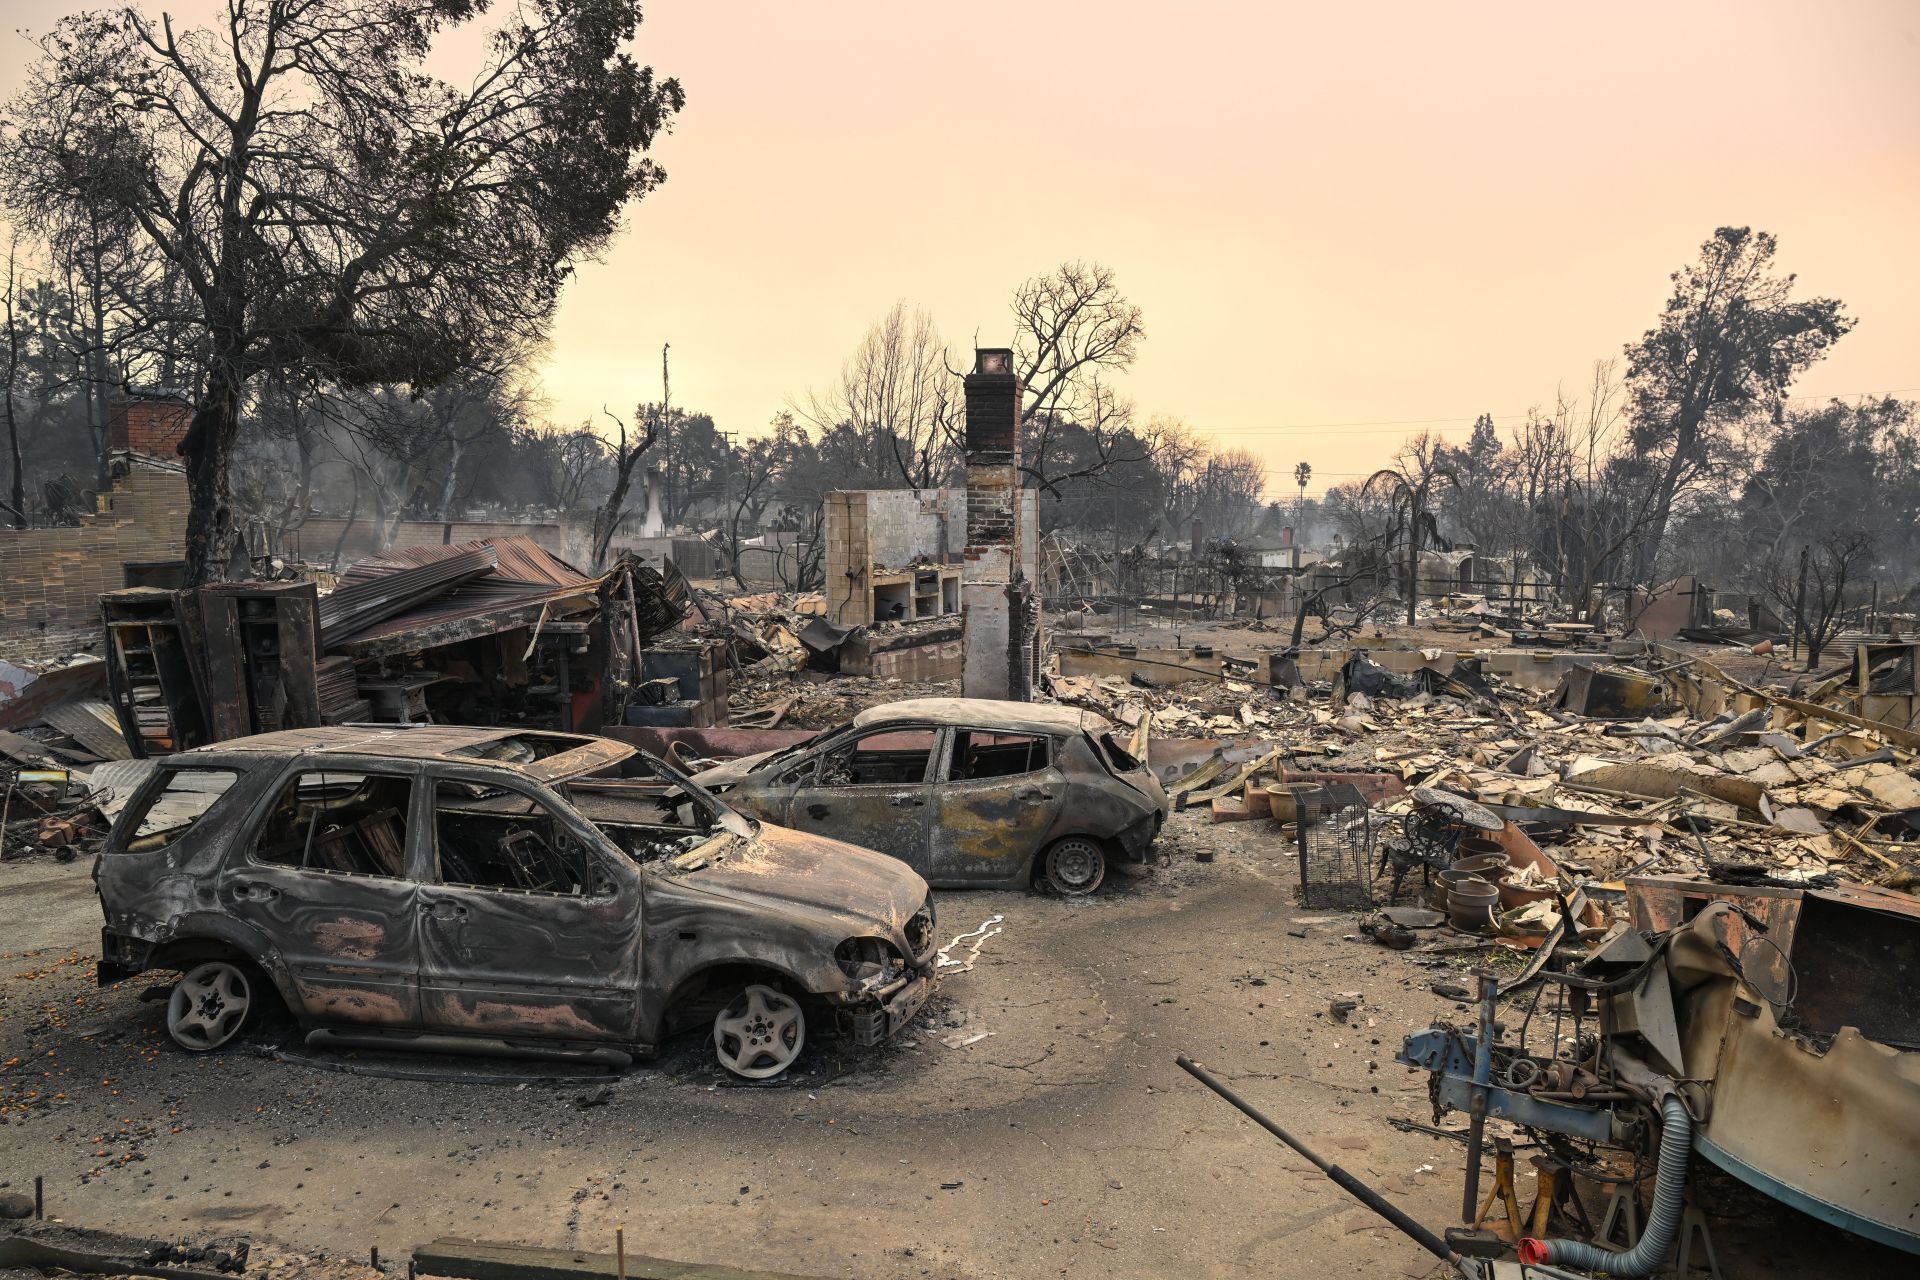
[110, 393, 193, 458]
[960, 348, 1037, 700]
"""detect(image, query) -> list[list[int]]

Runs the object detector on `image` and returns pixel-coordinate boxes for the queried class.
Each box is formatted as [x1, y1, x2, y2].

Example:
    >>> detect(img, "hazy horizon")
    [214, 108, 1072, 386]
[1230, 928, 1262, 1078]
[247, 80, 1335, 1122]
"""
[2, 0, 1915, 497]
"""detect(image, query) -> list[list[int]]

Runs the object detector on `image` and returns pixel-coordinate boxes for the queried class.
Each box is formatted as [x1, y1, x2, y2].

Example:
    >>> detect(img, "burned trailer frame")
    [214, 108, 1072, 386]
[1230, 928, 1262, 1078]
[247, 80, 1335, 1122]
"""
[92, 726, 936, 1078]
[694, 697, 1169, 894]
[1397, 884, 1920, 1263]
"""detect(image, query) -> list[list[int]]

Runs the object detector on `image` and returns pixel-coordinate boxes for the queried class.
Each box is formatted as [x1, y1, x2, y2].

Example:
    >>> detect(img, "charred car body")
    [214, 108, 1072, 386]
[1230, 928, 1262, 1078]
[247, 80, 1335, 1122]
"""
[94, 727, 935, 1079]
[694, 698, 1168, 894]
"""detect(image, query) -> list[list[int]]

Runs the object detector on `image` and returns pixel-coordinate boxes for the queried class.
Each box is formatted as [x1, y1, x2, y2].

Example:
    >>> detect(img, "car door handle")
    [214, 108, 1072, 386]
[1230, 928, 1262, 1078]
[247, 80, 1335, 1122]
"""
[1017, 790, 1055, 802]
[422, 902, 468, 920]
[230, 882, 279, 902]
[888, 795, 926, 808]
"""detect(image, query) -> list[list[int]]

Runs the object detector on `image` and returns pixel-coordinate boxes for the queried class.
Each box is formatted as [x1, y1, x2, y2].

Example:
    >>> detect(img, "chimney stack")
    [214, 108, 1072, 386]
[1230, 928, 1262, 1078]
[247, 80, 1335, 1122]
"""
[110, 392, 193, 458]
[960, 348, 1037, 700]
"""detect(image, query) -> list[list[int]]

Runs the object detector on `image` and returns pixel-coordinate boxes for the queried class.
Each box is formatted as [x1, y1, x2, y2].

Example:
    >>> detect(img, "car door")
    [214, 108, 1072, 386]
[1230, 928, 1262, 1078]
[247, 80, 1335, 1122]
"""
[784, 725, 937, 871]
[927, 728, 1066, 885]
[415, 768, 644, 1043]
[219, 763, 423, 1027]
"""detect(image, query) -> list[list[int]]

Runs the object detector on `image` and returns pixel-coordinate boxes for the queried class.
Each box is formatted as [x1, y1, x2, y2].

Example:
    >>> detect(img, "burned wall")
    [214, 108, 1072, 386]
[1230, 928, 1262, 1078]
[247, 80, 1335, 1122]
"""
[824, 489, 963, 627]
[0, 457, 190, 660]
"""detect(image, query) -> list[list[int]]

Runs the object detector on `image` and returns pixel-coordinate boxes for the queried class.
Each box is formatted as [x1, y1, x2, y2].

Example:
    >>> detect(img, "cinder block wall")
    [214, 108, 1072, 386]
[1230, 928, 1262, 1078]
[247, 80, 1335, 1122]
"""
[825, 491, 870, 625]
[825, 489, 960, 626]
[0, 462, 190, 654]
[865, 490, 952, 568]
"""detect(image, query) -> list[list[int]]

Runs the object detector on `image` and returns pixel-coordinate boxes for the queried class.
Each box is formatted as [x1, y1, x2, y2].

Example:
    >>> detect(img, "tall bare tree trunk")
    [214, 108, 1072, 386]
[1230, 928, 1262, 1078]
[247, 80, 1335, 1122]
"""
[181, 389, 241, 585]
[439, 435, 464, 543]
[3, 241, 25, 529]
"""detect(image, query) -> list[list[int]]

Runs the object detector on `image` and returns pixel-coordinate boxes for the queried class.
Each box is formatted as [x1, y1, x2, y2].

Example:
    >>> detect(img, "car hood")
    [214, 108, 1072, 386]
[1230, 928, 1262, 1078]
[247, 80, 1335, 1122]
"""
[667, 822, 928, 934]
[693, 750, 780, 788]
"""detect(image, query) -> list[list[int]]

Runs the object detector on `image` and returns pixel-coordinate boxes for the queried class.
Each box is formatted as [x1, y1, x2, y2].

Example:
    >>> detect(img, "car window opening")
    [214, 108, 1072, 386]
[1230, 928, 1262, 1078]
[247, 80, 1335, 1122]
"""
[118, 768, 241, 853]
[818, 729, 936, 786]
[949, 731, 1050, 780]
[253, 771, 411, 878]
[1097, 733, 1142, 773]
[433, 780, 608, 895]
[563, 779, 724, 864]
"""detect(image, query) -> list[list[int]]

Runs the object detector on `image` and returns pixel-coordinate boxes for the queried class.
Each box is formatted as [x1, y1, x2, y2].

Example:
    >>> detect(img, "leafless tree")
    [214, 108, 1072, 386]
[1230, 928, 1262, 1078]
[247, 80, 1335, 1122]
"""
[1543, 362, 1665, 616]
[1012, 262, 1148, 491]
[2, 239, 26, 528]
[591, 344, 669, 570]
[1363, 434, 1458, 624]
[1764, 529, 1876, 668]
[713, 432, 788, 589]
[1013, 262, 1144, 425]
[797, 302, 958, 490]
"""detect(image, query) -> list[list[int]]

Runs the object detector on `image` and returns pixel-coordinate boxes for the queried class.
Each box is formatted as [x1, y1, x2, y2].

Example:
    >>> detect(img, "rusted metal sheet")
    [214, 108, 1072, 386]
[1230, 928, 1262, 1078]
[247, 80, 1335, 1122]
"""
[1790, 886, 1920, 1049]
[0, 657, 108, 730]
[320, 543, 500, 644]
[323, 537, 606, 656]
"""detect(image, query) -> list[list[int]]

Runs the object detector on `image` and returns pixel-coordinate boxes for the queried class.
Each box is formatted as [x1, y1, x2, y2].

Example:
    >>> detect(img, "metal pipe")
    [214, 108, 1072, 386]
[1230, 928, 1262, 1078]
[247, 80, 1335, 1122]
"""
[1176, 1055, 1459, 1266]
[1520, 1095, 1694, 1275]
[1463, 970, 1496, 1221]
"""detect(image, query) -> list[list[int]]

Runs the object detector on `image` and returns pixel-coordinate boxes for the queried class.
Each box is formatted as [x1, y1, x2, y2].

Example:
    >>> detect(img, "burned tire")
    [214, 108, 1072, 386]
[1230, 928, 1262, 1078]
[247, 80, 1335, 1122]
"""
[1043, 837, 1107, 896]
[712, 983, 806, 1080]
[166, 960, 257, 1052]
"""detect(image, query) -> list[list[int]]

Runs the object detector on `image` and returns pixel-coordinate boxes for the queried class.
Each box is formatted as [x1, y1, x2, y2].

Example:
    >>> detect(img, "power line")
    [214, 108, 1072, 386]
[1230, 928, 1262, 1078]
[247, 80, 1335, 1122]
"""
[1185, 385, 1920, 437]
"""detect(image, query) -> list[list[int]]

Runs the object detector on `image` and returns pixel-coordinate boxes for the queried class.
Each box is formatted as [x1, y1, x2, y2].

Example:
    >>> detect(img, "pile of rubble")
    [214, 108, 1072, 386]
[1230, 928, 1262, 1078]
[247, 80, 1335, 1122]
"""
[1051, 643, 1920, 917]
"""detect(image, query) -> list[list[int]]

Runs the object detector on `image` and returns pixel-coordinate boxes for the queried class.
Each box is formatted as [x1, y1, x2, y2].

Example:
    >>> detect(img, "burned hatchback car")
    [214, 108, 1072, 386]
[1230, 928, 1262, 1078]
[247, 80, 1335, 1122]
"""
[694, 698, 1168, 895]
[95, 727, 935, 1080]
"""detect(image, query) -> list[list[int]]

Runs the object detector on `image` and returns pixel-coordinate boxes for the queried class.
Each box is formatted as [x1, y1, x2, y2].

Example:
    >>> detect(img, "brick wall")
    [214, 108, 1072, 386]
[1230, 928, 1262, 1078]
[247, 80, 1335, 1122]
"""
[0, 460, 190, 653]
[109, 396, 192, 456]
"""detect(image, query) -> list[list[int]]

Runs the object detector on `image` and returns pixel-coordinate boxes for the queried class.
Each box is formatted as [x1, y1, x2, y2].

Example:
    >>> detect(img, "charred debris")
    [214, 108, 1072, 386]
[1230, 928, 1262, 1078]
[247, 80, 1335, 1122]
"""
[1032, 615, 1920, 1268]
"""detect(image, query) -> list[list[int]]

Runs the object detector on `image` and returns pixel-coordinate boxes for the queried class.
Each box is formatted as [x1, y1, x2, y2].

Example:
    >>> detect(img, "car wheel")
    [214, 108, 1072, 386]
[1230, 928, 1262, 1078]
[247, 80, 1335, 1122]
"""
[166, 960, 256, 1052]
[1044, 837, 1107, 896]
[712, 983, 806, 1080]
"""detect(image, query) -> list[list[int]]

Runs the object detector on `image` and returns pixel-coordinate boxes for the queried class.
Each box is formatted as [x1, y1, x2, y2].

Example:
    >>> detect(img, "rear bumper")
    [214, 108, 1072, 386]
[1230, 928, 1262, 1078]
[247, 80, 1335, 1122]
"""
[98, 929, 155, 985]
[1112, 810, 1164, 862]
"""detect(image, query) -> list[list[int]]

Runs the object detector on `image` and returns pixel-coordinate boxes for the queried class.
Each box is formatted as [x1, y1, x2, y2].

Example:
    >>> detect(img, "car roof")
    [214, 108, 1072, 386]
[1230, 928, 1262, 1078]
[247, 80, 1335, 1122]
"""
[851, 698, 1097, 735]
[175, 726, 633, 783]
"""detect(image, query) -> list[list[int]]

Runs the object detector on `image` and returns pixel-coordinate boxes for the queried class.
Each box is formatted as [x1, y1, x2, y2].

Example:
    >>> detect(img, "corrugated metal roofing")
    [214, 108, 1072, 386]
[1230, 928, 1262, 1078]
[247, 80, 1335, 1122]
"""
[342, 536, 587, 589]
[323, 537, 603, 656]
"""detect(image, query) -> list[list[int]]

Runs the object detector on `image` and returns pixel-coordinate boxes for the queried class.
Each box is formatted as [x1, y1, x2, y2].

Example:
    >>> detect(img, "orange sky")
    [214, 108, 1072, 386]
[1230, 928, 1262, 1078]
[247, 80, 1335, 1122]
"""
[4, 1, 1917, 495]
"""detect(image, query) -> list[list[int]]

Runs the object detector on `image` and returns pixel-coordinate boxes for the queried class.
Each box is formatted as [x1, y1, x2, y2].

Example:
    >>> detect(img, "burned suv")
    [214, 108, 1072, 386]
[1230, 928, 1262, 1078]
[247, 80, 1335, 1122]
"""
[95, 727, 935, 1080]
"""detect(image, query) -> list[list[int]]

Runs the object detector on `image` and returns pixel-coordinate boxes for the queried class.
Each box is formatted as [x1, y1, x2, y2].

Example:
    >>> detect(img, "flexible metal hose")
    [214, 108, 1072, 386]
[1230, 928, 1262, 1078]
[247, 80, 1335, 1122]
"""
[1519, 1094, 1692, 1276]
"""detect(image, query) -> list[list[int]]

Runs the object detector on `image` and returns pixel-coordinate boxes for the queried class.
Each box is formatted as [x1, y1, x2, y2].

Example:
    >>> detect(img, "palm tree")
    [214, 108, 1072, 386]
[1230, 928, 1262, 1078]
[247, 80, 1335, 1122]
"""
[1292, 461, 1311, 539]
[1362, 446, 1456, 625]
